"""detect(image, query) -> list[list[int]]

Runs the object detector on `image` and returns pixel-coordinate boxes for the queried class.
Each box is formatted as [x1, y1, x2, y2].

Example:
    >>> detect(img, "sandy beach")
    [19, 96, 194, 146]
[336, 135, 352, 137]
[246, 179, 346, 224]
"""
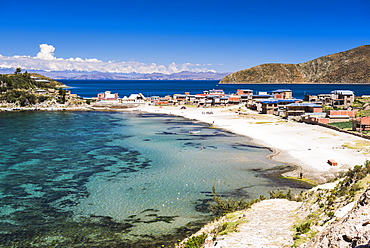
[130, 104, 370, 183]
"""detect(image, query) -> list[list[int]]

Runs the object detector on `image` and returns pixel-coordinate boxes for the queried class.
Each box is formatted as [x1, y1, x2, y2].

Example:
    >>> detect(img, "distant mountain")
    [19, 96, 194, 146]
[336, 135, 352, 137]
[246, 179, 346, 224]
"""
[220, 45, 370, 84]
[134, 71, 229, 80]
[39, 71, 228, 81]
[55, 72, 132, 80]
[0, 68, 227, 81]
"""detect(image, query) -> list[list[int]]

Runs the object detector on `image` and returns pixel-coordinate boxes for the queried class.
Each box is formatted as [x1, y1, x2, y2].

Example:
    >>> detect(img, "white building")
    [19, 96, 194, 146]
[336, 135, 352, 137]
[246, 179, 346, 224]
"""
[97, 91, 119, 102]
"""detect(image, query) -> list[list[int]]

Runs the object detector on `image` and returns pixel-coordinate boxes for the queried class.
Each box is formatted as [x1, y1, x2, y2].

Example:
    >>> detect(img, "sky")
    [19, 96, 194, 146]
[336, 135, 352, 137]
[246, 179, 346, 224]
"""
[0, 0, 369, 74]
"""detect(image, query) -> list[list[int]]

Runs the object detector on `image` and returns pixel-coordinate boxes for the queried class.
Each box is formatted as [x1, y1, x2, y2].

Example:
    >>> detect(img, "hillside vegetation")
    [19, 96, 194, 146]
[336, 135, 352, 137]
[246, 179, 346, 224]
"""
[0, 69, 66, 106]
[220, 45, 370, 84]
[177, 161, 370, 247]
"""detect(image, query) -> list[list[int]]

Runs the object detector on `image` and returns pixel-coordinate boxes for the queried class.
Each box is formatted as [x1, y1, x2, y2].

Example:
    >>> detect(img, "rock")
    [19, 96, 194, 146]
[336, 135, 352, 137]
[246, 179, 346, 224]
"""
[302, 187, 370, 248]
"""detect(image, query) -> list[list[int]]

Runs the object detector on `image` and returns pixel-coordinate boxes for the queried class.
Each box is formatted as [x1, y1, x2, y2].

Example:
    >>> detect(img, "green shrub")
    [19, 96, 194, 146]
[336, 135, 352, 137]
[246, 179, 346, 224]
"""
[209, 186, 257, 216]
[268, 189, 294, 200]
[183, 233, 207, 248]
[295, 221, 311, 235]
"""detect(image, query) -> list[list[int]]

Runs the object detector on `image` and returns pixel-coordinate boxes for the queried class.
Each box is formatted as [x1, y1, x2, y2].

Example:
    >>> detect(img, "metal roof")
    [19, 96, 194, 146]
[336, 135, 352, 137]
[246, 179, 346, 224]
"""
[331, 90, 354, 95]
[260, 100, 278, 104]
[277, 99, 301, 103]
[287, 103, 322, 107]
[272, 89, 292, 93]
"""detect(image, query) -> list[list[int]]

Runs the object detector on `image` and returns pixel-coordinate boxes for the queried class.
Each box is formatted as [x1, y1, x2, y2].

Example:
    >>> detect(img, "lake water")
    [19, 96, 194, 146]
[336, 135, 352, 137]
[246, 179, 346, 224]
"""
[60, 80, 370, 99]
[2, 80, 368, 247]
[0, 110, 309, 247]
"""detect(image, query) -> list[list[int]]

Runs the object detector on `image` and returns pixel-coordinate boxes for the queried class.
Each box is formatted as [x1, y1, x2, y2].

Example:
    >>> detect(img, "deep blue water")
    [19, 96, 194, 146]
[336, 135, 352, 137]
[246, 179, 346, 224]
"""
[60, 80, 370, 99]
[0, 111, 309, 247]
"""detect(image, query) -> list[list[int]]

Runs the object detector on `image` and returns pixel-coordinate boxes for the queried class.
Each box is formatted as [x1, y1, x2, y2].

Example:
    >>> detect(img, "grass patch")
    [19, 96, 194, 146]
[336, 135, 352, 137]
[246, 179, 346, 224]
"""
[342, 140, 370, 149]
[254, 121, 273, 124]
[217, 219, 245, 236]
[328, 121, 352, 130]
[321, 130, 339, 136]
[356, 109, 370, 117]
[281, 176, 318, 187]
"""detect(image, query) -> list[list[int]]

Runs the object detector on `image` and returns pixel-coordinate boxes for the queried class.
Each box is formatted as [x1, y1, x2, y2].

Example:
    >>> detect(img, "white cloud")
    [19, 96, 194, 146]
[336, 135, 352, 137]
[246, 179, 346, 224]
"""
[36, 44, 56, 60]
[0, 44, 216, 74]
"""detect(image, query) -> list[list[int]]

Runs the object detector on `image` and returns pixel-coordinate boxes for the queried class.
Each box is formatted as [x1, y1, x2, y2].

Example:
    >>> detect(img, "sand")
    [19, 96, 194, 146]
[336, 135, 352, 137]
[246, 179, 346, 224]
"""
[129, 104, 370, 183]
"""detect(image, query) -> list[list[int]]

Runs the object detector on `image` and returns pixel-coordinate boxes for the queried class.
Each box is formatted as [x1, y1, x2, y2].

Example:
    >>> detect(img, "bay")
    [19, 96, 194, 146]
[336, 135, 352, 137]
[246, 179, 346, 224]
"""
[60, 80, 370, 99]
[0, 110, 309, 247]
[2, 80, 368, 247]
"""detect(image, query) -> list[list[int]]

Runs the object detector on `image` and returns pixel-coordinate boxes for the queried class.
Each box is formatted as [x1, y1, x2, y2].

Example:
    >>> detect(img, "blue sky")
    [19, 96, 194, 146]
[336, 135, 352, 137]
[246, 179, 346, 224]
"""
[0, 0, 369, 73]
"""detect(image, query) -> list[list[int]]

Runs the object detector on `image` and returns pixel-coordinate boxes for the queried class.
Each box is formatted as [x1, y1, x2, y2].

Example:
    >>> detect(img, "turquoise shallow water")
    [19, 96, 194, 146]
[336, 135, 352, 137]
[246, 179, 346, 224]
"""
[0, 111, 309, 247]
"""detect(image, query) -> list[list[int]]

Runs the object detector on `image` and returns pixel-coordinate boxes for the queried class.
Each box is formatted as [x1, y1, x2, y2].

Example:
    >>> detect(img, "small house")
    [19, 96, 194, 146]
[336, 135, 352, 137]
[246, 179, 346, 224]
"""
[127, 93, 146, 104]
[352, 116, 370, 131]
[228, 95, 241, 105]
[98, 91, 119, 102]
[331, 90, 355, 108]
[272, 89, 293, 99]
[285, 103, 323, 117]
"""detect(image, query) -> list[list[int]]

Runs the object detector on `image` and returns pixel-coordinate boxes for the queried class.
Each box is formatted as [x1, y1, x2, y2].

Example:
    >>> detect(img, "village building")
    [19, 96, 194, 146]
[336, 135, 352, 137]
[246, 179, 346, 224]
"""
[157, 95, 173, 105]
[247, 92, 272, 110]
[331, 90, 355, 108]
[194, 94, 206, 106]
[124, 93, 146, 104]
[218, 96, 229, 105]
[236, 89, 253, 103]
[301, 113, 329, 124]
[272, 89, 293, 99]
[259, 99, 278, 114]
[148, 96, 160, 105]
[285, 103, 323, 118]
[318, 94, 333, 105]
[302, 109, 356, 124]
[97, 91, 119, 102]
[227, 95, 241, 105]
[30, 76, 50, 83]
[173, 94, 188, 105]
[205, 95, 217, 105]
[206, 89, 225, 95]
[258, 99, 303, 115]
[237, 89, 253, 95]
[304, 95, 318, 102]
[186, 95, 197, 105]
[35, 89, 47, 94]
[352, 116, 370, 131]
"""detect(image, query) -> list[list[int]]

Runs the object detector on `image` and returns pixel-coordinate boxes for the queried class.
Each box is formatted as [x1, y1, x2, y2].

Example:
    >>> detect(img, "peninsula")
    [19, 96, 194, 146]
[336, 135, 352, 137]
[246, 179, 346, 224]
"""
[220, 45, 370, 84]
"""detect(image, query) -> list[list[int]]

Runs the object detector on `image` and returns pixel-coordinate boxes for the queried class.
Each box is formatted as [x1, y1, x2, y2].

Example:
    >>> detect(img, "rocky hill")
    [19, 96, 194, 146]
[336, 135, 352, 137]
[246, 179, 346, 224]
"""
[300, 187, 370, 248]
[220, 45, 370, 84]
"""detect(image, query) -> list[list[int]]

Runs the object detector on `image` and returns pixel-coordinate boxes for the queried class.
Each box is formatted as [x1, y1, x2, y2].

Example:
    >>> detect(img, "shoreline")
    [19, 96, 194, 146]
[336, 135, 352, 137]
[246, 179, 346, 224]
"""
[124, 104, 370, 184]
[2, 104, 369, 184]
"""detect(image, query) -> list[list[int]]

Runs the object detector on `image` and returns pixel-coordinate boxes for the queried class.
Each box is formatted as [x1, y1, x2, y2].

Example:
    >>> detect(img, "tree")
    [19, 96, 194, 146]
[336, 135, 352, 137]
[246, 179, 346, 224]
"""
[58, 89, 67, 104]
[14, 68, 22, 75]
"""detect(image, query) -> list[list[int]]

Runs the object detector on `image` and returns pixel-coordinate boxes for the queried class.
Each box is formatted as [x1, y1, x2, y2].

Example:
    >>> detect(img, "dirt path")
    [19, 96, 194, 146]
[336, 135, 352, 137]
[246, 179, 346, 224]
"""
[216, 199, 302, 248]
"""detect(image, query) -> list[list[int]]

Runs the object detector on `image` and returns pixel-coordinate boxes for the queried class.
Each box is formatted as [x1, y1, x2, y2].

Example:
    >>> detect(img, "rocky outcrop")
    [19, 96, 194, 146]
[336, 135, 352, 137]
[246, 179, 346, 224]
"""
[220, 45, 370, 84]
[301, 187, 370, 248]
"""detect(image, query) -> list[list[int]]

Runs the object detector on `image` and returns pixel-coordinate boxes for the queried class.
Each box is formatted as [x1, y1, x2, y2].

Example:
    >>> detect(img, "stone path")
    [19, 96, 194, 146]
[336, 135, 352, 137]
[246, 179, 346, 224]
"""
[218, 199, 302, 248]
